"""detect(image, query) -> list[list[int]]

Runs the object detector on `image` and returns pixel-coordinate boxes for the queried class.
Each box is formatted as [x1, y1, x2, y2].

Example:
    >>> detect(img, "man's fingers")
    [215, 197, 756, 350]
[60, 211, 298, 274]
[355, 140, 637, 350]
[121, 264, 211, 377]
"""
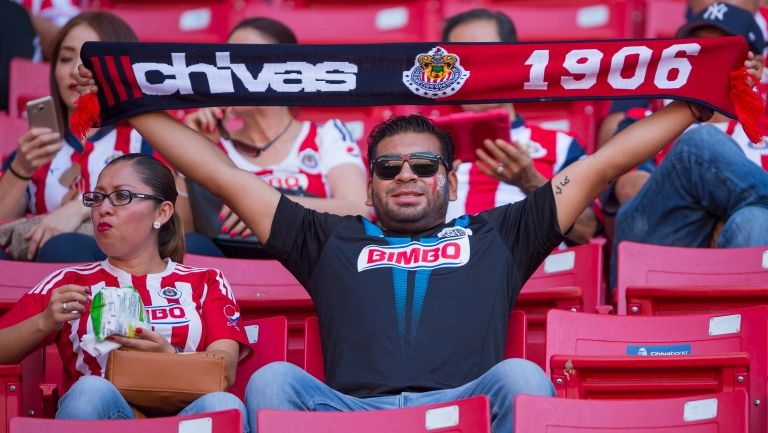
[475, 148, 501, 173]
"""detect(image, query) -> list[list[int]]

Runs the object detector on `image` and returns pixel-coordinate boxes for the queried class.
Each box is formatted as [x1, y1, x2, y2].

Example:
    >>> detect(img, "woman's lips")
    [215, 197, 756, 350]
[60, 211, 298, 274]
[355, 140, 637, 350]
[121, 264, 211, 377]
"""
[96, 222, 112, 233]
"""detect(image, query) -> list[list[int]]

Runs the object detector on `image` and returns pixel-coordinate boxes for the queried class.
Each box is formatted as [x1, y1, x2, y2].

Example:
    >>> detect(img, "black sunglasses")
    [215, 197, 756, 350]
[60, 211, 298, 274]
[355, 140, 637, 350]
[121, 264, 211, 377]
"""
[370, 152, 451, 180]
[82, 190, 166, 208]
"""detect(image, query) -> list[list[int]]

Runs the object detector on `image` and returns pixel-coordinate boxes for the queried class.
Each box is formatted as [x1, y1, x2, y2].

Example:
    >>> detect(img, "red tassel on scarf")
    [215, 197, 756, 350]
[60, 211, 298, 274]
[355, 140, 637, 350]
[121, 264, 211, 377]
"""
[69, 92, 101, 143]
[730, 67, 766, 144]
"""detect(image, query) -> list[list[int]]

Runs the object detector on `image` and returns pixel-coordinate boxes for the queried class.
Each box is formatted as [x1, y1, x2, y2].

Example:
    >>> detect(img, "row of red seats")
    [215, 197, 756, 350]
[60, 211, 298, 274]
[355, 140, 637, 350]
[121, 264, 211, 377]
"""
[8, 391, 750, 432]
[77, 0, 685, 45]
[5, 305, 761, 432]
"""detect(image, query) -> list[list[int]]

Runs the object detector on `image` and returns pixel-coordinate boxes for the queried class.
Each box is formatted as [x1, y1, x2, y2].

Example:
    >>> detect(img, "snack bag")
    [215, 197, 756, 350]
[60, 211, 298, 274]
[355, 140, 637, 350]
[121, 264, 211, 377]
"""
[90, 286, 150, 341]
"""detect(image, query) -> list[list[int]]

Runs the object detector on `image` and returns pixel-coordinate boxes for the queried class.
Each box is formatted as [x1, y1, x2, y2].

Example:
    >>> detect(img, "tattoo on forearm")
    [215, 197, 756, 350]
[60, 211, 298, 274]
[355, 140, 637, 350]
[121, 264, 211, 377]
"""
[554, 176, 570, 195]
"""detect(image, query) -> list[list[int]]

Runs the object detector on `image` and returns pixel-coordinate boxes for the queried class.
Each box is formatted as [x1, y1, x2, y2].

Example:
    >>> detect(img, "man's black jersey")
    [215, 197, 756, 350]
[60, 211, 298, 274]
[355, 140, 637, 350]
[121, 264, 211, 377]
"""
[264, 182, 564, 397]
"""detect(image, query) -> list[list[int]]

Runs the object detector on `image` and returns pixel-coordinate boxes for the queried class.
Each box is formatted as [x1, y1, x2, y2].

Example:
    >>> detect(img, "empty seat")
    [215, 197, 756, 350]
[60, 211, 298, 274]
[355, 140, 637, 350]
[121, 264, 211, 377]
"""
[516, 243, 603, 368]
[258, 396, 490, 433]
[0, 114, 28, 158]
[102, 3, 231, 43]
[644, 0, 687, 38]
[515, 391, 748, 432]
[616, 242, 768, 316]
[545, 307, 767, 433]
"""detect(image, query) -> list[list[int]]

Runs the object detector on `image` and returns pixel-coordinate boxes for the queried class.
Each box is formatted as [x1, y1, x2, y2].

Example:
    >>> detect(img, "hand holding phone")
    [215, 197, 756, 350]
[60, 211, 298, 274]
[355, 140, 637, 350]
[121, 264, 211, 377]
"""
[11, 96, 64, 179]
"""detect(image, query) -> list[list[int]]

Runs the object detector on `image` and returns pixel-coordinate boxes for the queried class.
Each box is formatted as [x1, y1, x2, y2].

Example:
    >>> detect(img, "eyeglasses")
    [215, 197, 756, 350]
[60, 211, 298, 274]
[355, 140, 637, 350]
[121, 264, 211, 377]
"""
[82, 190, 165, 208]
[370, 152, 450, 180]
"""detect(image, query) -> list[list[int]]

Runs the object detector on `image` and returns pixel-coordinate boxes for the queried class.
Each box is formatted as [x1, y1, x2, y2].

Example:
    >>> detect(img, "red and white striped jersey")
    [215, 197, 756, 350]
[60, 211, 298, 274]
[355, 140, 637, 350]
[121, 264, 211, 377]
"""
[218, 119, 364, 198]
[447, 117, 585, 221]
[25, 123, 151, 215]
[0, 260, 249, 391]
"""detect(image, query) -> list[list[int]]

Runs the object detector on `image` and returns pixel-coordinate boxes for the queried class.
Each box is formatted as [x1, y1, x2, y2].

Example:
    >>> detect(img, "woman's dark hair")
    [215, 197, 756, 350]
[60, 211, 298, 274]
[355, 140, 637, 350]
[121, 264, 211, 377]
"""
[229, 17, 298, 44]
[104, 154, 185, 263]
[51, 12, 138, 133]
[367, 115, 454, 170]
[442, 8, 518, 43]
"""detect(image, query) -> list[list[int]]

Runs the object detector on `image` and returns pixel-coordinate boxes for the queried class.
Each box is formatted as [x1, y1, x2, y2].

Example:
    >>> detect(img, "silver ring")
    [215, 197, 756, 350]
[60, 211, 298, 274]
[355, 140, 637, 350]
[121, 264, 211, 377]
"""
[62, 302, 68, 312]
[495, 163, 505, 175]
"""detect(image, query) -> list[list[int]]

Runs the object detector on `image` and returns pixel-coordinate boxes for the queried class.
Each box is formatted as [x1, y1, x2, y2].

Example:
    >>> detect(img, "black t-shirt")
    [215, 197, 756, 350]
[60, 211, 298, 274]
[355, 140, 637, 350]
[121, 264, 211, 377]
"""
[264, 182, 564, 397]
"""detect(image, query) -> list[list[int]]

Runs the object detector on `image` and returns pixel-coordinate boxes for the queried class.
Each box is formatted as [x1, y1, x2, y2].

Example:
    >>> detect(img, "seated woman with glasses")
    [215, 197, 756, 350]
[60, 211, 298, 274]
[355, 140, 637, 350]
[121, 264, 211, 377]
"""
[0, 154, 251, 429]
[179, 17, 369, 254]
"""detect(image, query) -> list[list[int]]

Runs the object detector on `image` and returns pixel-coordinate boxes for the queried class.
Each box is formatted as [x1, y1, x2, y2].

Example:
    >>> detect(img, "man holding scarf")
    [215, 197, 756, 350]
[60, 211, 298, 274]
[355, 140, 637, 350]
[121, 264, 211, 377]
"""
[75, 35, 760, 432]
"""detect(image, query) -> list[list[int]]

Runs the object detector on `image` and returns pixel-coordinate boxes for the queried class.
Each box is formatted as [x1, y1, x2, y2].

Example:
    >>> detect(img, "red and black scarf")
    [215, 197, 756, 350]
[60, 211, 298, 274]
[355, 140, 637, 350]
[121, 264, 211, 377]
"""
[73, 36, 762, 142]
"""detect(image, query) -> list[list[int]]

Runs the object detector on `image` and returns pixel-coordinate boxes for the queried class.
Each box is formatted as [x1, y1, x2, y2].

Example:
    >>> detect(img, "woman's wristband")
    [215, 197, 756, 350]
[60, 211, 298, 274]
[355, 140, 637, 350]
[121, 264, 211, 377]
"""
[7, 164, 32, 181]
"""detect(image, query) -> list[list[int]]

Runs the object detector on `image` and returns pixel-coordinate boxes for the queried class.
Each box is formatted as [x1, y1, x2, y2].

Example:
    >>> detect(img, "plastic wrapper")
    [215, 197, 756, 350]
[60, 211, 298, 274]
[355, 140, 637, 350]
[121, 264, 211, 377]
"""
[90, 286, 150, 341]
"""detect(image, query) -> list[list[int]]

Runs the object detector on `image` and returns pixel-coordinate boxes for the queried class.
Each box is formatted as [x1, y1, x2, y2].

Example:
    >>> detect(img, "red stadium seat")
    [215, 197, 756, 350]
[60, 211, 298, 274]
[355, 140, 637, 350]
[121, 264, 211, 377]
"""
[303, 310, 528, 382]
[257, 396, 490, 433]
[229, 316, 288, 400]
[442, 0, 643, 41]
[235, 1, 440, 44]
[184, 254, 313, 365]
[545, 307, 768, 433]
[643, 0, 687, 38]
[7, 58, 49, 119]
[516, 243, 603, 368]
[0, 114, 28, 160]
[101, 3, 231, 43]
[515, 391, 749, 433]
[616, 242, 768, 316]
[0, 261, 78, 316]
[9, 408, 243, 433]
[0, 365, 21, 433]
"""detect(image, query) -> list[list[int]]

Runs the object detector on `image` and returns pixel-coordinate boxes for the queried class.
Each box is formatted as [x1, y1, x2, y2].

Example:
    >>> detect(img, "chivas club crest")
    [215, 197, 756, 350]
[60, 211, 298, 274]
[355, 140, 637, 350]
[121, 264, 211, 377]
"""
[403, 47, 470, 99]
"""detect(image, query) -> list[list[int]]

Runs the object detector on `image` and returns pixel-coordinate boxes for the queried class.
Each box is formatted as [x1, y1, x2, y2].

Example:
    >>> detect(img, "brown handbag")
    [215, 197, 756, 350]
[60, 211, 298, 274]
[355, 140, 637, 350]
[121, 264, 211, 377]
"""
[105, 349, 228, 417]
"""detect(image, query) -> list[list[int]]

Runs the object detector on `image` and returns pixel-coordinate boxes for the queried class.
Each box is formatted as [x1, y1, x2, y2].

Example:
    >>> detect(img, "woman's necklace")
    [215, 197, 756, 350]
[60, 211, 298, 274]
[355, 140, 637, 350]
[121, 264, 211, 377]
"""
[218, 118, 294, 158]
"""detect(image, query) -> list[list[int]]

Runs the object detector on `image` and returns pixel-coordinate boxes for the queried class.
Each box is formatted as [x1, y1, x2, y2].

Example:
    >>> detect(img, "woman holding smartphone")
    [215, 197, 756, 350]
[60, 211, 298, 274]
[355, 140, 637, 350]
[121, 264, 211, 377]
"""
[0, 12, 157, 262]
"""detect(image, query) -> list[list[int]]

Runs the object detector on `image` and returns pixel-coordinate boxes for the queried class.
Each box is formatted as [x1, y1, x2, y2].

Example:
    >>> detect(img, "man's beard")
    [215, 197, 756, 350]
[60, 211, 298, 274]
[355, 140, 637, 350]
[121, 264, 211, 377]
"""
[372, 180, 449, 231]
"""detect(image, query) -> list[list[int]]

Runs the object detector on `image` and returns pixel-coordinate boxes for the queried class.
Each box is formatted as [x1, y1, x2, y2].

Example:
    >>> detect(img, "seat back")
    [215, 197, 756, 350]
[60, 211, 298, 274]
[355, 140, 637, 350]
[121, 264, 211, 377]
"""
[184, 255, 313, 364]
[230, 316, 288, 400]
[8, 58, 49, 118]
[303, 311, 527, 382]
[0, 114, 28, 159]
[103, 3, 230, 42]
[0, 261, 77, 316]
[236, 1, 439, 44]
[515, 391, 748, 432]
[545, 307, 767, 433]
[515, 101, 599, 154]
[616, 242, 768, 315]
[258, 396, 490, 433]
[516, 243, 603, 368]
[442, 0, 642, 41]
[9, 408, 242, 433]
[0, 365, 21, 433]
[643, 0, 687, 38]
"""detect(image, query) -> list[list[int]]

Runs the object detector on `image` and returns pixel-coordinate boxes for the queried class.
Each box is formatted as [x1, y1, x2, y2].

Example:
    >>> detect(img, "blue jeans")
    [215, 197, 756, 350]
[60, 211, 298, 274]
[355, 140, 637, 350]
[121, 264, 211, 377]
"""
[37, 233, 106, 263]
[245, 360, 554, 433]
[611, 125, 768, 288]
[56, 376, 249, 432]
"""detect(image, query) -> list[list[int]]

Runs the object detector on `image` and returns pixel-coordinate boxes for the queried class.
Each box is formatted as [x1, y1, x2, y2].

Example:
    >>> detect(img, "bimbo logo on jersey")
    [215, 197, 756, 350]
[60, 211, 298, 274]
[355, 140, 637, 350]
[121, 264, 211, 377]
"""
[90, 52, 358, 107]
[145, 305, 190, 325]
[357, 235, 471, 271]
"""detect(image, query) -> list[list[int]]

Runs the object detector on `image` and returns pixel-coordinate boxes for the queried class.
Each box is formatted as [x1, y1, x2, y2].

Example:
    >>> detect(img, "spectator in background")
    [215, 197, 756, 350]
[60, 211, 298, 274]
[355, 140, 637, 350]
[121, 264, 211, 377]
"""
[442, 9, 598, 245]
[0, 12, 156, 262]
[606, 3, 768, 288]
[0, 1, 38, 112]
[180, 17, 369, 254]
